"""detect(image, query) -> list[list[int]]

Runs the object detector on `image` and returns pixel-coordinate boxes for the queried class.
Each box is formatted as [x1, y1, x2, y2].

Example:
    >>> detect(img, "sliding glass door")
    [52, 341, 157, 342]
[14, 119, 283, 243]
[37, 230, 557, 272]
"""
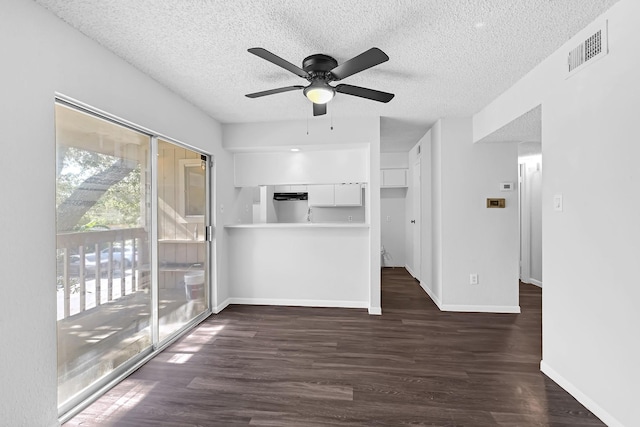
[55, 102, 153, 409]
[55, 101, 211, 415]
[157, 139, 209, 341]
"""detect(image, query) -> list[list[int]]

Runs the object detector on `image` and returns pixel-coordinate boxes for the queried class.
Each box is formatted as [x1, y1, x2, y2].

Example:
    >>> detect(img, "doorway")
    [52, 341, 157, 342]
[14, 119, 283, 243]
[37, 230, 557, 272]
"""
[519, 147, 542, 287]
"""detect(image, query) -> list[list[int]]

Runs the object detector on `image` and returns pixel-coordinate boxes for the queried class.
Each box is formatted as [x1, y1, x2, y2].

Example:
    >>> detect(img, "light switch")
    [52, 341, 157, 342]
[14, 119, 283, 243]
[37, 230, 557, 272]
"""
[553, 194, 563, 212]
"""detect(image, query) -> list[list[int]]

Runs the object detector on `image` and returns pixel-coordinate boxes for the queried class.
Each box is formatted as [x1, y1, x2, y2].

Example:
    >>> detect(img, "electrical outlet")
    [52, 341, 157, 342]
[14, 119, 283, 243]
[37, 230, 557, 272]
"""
[469, 274, 479, 285]
[386, 215, 391, 222]
[220, 204, 224, 213]
[348, 215, 353, 222]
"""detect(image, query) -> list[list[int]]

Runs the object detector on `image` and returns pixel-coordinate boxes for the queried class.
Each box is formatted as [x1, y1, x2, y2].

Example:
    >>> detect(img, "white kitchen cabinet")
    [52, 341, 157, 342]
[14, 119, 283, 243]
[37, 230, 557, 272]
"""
[274, 185, 308, 192]
[334, 183, 362, 206]
[309, 184, 361, 206]
[308, 185, 335, 206]
[381, 168, 408, 188]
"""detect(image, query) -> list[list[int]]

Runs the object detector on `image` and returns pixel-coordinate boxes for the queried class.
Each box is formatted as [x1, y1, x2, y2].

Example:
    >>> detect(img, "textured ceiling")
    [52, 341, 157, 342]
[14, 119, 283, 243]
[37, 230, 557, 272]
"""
[478, 105, 542, 145]
[34, 0, 619, 151]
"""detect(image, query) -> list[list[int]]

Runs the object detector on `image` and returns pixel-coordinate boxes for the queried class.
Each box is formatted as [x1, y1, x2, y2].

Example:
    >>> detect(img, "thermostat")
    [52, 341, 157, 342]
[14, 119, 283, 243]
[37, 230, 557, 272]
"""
[487, 198, 506, 208]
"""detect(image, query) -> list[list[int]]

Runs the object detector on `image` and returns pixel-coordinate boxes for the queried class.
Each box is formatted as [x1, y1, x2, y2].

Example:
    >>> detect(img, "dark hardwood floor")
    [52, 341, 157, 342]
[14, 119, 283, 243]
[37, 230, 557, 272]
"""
[65, 268, 604, 426]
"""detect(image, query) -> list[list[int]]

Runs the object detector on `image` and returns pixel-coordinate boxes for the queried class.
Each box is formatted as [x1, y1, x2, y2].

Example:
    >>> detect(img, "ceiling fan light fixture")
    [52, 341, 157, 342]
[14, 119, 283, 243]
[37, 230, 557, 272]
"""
[304, 82, 334, 104]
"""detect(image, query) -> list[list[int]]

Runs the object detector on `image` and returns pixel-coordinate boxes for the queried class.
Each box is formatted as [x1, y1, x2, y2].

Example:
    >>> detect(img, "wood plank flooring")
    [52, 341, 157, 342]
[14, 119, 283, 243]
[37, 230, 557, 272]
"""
[65, 268, 604, 426]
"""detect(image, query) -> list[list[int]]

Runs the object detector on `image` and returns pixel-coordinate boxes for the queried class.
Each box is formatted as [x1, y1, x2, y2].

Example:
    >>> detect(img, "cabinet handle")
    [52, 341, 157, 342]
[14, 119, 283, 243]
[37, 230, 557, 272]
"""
[410, 220, 416, 224]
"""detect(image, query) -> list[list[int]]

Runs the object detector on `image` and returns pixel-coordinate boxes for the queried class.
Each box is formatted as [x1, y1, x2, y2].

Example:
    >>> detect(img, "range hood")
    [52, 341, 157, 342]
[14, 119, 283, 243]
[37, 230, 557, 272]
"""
[273, 192, 308, 201]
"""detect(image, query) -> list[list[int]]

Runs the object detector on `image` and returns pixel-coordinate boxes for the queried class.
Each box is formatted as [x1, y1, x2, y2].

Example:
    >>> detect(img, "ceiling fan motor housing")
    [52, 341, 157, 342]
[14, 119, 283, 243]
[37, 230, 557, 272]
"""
[302, 54, 338, 78]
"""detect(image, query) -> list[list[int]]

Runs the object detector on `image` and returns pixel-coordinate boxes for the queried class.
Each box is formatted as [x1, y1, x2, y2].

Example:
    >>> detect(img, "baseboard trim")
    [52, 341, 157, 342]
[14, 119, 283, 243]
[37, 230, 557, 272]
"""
[540, 360, 620, 427]
[368, 306, 382, 315]
[530, 278, 542, 287]
[416, 282, 519, 313]
[419, 281, 443, 308]
[439, 304, 521, 313]
[213, 298, 231, 314]
[227, 297, 369, 310]
[404, 264, 417, 279]
[521, 277, 542, 288]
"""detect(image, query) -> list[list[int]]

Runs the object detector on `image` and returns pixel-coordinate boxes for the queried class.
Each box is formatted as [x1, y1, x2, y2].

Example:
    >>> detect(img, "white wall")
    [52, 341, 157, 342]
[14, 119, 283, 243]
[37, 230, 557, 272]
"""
[0, 1, 236, 425]
[226, 227, 369, 306]
[380, 152, 408, 268]
[234, 149, 368, 186]
[420, 133, 433, 290]
[222, 117, 381, 314]
[380, 152, 409, 169]
[473, 1, 639, 425]
[368, 130, 382, 314]
[430, 125, 443, 303]
[427, 118, 519, 312]
[223, 117, 379, 151]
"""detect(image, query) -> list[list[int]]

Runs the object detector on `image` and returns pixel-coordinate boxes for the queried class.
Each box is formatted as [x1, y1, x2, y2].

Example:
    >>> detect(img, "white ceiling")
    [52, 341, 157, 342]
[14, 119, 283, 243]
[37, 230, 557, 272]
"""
[34, 0, 619, 152]
[477, 105, 542, 145]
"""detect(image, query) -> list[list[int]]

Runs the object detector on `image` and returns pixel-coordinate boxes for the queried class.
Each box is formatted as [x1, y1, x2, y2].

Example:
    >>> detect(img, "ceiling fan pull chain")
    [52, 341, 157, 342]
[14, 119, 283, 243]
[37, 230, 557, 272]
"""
[330, 107, 334, 131]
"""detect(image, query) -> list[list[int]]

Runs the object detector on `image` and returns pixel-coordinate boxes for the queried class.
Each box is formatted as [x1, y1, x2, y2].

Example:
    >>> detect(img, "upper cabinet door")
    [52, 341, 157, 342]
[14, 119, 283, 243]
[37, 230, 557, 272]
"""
[334, 184, 362, 206]
[381, 169, 408, 187]
[308, 185, 335, 206]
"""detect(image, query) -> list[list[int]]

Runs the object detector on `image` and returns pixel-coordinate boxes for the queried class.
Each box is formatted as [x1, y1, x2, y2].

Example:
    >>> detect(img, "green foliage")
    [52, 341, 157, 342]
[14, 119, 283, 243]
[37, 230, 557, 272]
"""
[57, 147, 143, 229]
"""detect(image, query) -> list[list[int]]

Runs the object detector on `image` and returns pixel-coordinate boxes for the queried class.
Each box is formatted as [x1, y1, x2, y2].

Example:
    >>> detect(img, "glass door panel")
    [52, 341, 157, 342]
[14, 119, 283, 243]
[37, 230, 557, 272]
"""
[55, 102, 152, 408]
[157, 139, 209, 341]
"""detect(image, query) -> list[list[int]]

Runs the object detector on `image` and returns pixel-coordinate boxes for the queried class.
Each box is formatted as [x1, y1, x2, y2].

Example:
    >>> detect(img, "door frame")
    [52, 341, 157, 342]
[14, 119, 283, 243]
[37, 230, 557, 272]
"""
[55, 94, 216, 422]
[411, 158, 421, 280]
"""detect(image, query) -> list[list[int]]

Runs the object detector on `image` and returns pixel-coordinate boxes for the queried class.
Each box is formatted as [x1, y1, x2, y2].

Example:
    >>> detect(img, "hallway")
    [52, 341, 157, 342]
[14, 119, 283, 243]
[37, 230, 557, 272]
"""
[66, 268, 603, 426]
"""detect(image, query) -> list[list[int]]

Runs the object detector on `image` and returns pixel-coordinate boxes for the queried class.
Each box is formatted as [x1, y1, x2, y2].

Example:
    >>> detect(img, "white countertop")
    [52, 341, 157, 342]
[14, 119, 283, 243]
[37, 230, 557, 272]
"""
[224, 223, 369, 229]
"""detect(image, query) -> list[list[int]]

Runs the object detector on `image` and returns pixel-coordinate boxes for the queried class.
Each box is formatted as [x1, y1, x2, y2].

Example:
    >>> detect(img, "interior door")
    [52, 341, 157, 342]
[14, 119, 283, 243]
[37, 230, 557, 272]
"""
[412, 159, 421, 280]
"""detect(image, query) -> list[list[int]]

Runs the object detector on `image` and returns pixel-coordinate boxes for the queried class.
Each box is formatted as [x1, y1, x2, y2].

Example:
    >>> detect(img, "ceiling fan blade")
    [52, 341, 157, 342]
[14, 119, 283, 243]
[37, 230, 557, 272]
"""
[246, 85, 304, 98]
[248, 48, 309, 78]
[335, 84, 394, 103]
[330, 48, 389, 81]
[313, 103, 327, 116]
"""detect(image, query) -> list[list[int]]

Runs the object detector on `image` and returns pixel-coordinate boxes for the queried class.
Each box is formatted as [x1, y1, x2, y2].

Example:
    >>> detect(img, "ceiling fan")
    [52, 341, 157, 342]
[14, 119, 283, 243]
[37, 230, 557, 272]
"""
[245, 47, 395, 116]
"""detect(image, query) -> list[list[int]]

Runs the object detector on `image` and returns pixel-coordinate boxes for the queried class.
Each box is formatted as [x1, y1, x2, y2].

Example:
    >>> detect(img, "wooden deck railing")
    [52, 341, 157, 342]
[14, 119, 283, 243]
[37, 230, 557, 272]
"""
[56, 228, 149, 320]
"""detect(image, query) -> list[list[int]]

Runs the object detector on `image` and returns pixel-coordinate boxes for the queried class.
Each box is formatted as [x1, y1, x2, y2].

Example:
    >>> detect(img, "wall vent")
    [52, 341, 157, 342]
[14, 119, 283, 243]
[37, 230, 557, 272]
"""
[567, 20, 608, 78]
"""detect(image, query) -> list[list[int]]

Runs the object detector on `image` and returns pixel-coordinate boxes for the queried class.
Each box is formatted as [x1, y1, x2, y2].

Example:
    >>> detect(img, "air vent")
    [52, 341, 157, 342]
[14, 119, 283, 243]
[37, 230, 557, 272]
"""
[567, 21, 608, 78]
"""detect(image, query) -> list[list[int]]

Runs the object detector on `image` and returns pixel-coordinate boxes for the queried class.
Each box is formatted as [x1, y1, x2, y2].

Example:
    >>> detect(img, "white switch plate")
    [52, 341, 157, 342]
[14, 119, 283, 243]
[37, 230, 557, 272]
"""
[470, 274, 479, 285]
[553, 194, 563, 212]
[500, 182, 514, 191]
